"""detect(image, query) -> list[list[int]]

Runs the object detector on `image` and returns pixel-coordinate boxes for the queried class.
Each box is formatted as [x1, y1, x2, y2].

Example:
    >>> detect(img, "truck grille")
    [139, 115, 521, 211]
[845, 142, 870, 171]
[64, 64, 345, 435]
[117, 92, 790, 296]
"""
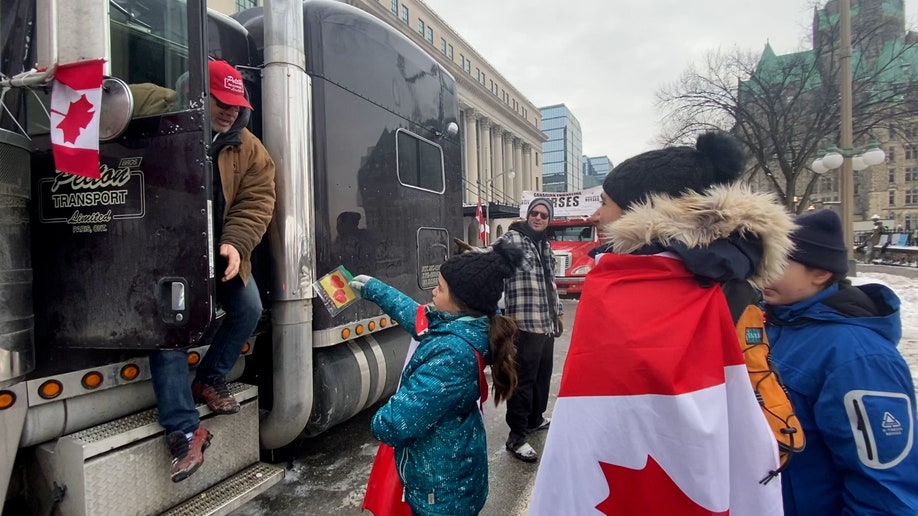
[554, 251, 571, 275]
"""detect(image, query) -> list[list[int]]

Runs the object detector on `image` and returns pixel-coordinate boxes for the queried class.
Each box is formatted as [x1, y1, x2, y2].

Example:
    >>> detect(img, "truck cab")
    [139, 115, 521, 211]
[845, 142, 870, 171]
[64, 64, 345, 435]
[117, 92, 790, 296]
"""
[0, 0, 461, 513]
[546, 217, 597, 296]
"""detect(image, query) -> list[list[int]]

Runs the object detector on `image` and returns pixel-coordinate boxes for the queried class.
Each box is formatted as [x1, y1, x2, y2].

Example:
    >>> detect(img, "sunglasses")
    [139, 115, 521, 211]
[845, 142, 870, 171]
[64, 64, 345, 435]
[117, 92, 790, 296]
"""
[213, 97, 235, 110]
[529, 211, 549, 220]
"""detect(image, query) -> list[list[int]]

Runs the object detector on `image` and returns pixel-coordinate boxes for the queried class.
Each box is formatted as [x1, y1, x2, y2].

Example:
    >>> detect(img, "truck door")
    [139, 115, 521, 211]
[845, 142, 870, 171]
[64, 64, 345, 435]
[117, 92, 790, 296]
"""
[28, 0, 214, 350]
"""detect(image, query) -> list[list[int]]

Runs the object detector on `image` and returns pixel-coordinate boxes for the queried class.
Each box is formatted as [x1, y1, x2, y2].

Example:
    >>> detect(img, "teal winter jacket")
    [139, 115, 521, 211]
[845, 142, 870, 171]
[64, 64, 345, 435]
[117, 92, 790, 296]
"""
[365, 278, 490, 516]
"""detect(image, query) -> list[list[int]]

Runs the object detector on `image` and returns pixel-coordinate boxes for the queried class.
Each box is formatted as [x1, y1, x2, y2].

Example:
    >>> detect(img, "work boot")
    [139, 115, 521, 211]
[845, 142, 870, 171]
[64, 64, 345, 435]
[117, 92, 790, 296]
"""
[168, 427, 212, 482]
[192, 377, 240, 414]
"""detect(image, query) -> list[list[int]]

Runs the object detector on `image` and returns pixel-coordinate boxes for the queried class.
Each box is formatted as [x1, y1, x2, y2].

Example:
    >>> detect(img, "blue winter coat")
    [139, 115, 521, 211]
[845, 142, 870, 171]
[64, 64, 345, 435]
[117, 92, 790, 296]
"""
[364, 278, 490, 516]
[766, 282, 918, 515]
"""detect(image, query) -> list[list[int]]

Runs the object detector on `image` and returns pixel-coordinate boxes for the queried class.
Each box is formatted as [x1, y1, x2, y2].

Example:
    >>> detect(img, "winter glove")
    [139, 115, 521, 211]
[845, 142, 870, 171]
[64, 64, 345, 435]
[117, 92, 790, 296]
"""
[553, 315, 564, 338]
[348, 275, 373, 296]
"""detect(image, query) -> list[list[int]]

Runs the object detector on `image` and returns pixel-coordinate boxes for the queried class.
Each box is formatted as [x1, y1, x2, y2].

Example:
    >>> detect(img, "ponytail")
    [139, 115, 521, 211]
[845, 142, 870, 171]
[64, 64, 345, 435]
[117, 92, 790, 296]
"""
[488, 314, 519, 405]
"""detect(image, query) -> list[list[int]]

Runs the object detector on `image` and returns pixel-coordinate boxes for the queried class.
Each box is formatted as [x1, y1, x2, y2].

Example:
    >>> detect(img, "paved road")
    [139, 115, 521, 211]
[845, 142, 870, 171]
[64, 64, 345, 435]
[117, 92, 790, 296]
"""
[231, 299, 578, 516]
[232, 265, 918, 516]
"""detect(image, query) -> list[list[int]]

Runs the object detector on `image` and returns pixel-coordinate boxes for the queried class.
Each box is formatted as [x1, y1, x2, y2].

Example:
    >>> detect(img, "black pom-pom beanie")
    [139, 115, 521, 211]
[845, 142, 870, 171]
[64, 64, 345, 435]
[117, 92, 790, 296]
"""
[603, 131, 746, 209]
[439, 240, 524, 315]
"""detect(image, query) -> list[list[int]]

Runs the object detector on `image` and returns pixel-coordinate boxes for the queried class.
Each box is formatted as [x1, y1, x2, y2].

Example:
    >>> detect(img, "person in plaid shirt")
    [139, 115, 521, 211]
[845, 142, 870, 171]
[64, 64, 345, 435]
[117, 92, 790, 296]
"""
[497, 198, 563, 462]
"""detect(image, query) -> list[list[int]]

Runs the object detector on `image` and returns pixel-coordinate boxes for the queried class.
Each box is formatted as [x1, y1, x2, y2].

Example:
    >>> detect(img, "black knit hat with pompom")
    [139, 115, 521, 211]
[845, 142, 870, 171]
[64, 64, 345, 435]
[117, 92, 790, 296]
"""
[439, 240, 523, 315]
[603, 131, 746, 210]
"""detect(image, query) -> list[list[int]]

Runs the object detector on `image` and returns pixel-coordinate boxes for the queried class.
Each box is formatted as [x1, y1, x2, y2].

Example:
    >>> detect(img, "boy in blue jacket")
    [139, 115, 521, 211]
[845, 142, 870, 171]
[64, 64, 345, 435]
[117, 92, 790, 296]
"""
[763, 209, 918, 515]
[349, 241, 522, 516]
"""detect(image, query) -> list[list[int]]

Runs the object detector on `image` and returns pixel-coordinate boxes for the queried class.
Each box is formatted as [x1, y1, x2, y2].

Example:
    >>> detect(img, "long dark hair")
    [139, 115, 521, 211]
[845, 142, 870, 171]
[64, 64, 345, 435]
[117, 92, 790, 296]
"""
[452, 298, 519, 405]
[488, 313, 519, 405]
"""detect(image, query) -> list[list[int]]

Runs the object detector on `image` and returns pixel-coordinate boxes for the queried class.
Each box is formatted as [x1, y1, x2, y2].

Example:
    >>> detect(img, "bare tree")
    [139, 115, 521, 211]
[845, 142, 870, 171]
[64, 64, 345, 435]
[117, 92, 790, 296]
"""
[657, 6, 918, 214]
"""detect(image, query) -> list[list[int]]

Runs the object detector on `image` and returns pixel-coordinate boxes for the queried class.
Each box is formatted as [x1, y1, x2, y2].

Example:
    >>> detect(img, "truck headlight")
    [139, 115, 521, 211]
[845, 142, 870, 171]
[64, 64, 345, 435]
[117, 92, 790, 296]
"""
[571, 265, 592, 275]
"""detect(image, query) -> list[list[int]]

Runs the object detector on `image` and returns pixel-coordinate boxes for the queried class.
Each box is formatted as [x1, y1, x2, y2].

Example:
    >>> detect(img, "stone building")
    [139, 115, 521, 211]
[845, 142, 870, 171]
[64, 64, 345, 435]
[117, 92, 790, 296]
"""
[745, 0, 918, 233]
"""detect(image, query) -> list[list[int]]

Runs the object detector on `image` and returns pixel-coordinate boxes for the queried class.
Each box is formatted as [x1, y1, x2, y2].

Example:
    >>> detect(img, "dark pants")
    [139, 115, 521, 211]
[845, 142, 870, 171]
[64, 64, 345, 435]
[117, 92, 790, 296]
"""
[150, 275, 262, 435]
[505, 331, 554, 439]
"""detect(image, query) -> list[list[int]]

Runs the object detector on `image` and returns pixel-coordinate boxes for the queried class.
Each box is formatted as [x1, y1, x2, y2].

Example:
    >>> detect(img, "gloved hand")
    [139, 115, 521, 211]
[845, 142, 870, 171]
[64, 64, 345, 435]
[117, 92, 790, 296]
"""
[553, 315, 564, 338]
[348, 275, 373, 296]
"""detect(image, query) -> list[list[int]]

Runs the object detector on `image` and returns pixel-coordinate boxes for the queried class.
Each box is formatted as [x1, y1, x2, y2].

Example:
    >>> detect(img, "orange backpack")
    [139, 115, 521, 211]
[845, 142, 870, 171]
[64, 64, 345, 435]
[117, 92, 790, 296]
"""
[735, 304, 805, 484]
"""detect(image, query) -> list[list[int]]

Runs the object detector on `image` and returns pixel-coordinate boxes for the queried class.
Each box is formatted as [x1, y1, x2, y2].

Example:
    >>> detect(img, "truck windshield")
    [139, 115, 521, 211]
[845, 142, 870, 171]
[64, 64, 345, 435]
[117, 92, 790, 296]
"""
[0, 0, 197, 136]
[110, 0, 194, 117]
[547, 225, 594, 242]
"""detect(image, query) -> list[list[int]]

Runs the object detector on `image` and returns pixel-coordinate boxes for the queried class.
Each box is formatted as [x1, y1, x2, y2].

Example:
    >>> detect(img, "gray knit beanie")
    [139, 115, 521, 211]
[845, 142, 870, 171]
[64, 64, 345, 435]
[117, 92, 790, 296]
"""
[527, 198, 554, 221]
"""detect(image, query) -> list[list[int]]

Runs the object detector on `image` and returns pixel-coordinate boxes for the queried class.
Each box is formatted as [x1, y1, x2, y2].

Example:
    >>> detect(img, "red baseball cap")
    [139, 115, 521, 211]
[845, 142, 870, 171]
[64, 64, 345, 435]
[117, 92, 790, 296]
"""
[208, 60, 252, 110]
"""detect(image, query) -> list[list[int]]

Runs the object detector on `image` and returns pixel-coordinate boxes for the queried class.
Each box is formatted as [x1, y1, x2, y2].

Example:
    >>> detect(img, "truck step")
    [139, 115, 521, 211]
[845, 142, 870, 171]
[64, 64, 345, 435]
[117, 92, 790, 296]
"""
[29, 383, 265, 516]
[160, 462, 284, 516]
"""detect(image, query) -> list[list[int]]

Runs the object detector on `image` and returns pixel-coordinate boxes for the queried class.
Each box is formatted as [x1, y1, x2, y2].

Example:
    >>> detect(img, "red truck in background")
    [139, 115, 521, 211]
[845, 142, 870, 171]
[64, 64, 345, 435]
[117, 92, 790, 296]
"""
[546, 217, 598, 296]
[519, 187, 603, 298]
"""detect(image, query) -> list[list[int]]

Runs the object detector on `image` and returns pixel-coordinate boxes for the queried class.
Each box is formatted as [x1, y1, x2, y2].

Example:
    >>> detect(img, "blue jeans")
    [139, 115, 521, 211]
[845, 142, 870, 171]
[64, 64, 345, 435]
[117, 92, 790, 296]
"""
[150, 275, 263, 435]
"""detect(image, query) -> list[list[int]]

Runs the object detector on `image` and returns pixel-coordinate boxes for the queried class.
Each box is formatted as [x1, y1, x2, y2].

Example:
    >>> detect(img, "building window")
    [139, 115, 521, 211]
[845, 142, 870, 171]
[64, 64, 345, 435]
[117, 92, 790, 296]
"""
[427, 27, 433, 43]
[906, 213, 917, 230]
[460, 54, 465, 70]
[235, 0, 256, 11]
[418, 19, 425, 36]
[907, 189, 918, 204]
[889, 190, 896, 206]
[390, 0, 398, 15]
[907, 168, 918, 182]
[447, 44, 454, 59]
[888, 147, 896, 163]
[907, 146, 917, 160]
[401, 5, 408, 23]
[890, 169, 897, 183]
[441, 38, 447, 55]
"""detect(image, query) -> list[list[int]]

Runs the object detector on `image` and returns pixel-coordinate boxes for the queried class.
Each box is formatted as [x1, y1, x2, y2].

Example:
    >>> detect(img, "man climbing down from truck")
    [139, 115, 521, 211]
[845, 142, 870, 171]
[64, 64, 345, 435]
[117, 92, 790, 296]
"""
[149, 60, 276, 482]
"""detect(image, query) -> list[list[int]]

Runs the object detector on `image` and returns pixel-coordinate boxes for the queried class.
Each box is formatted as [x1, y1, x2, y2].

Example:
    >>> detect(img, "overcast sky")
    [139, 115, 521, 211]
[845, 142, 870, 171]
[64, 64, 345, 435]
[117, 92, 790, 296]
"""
[422, 0, 918, 167]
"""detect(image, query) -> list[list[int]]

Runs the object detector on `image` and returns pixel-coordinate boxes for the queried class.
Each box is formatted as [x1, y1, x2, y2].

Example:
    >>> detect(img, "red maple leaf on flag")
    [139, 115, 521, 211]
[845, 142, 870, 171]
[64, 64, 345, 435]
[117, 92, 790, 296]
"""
[56, 94, 96, 144]
[595, 456, 729, 516]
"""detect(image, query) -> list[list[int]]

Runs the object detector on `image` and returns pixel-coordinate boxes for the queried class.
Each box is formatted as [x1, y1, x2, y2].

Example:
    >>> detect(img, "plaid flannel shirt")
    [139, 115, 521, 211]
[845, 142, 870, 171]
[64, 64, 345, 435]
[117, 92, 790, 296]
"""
[496, 228, 562, 335]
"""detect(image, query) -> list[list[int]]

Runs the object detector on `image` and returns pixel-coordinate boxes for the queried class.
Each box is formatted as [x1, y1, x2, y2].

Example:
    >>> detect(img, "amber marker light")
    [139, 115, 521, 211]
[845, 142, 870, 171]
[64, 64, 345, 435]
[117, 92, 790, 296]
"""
[380, 318, 388, 328]
[81, 372, 104, 390]
[120, 364, 140, 381]
[341, 327, 352, 339]
[187, 352, 201, 366]
[368, 321, 376, 331]
[355, 324, 365, 335]
[241, 342, 251, 354]
[0, 390, 15, 410]
[38, 380, 63, 400]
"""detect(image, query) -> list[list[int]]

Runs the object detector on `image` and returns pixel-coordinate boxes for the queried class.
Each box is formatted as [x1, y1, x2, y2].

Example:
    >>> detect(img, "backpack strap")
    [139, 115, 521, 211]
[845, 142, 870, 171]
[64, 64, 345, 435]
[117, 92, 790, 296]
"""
[471, 347, 488, 411]
[736, 304, 805, 484]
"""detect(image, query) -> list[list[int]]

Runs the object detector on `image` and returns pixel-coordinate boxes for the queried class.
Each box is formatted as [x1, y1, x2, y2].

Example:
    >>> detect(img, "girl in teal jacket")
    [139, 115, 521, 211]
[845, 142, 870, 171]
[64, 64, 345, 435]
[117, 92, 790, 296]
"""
[350, 241, 522, 516]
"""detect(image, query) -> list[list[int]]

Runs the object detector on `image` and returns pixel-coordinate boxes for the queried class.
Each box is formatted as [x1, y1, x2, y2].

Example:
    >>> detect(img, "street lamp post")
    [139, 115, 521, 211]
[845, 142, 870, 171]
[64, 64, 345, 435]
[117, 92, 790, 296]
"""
[840, 0, 854, 258]
[484, 170, 515, 244]
[809, 0, 886, 257]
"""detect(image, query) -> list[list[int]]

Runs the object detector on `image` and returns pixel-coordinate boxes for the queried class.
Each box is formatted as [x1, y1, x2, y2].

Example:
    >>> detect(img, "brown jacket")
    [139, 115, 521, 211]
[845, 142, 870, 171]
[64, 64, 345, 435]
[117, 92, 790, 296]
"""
[216, 128, 276, 284]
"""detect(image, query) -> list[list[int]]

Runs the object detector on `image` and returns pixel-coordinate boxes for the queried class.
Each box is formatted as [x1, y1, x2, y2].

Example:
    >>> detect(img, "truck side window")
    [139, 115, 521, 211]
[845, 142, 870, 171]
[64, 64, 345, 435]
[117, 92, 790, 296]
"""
[396, 129, 445, 194]
[109, 0, 194, 117]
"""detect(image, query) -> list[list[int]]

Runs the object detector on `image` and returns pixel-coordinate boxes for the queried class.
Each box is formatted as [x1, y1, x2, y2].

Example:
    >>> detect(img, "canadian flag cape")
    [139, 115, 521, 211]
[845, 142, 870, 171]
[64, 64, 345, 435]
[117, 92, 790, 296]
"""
[50, 59, 105, 179]
[530, 252, 783, 516]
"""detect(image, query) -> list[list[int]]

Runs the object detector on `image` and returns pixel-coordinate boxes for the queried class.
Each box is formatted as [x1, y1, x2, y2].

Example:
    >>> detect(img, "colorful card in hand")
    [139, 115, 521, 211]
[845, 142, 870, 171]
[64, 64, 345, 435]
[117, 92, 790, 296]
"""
[313, 266, 358, 316]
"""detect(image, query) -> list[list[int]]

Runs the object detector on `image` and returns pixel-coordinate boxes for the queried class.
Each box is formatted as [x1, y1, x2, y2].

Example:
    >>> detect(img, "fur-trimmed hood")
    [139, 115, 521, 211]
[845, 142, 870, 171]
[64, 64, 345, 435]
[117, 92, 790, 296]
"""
[601, 183, 795, 287]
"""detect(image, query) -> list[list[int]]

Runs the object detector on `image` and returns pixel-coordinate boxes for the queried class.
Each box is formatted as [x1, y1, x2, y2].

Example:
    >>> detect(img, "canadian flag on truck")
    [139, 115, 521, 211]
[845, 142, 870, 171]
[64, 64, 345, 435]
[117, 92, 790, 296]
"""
[476, 198, 488, 244]
[49, 59, 105, 179]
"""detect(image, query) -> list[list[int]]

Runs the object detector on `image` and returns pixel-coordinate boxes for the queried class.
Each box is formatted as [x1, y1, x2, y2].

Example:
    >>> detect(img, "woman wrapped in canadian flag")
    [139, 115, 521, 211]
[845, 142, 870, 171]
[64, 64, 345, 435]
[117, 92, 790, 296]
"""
[531, 132, 795, 515]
